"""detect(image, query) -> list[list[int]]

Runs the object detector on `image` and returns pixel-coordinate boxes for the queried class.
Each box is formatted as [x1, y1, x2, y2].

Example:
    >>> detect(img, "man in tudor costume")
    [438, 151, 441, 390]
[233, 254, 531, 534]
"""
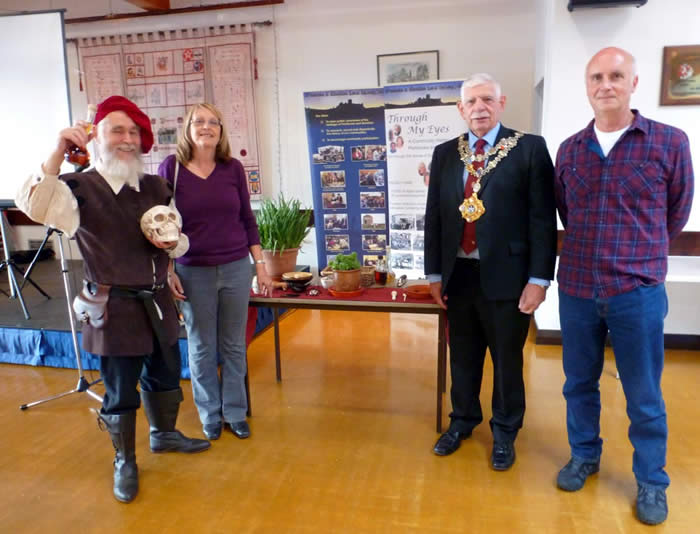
[16, 96, 210, 503]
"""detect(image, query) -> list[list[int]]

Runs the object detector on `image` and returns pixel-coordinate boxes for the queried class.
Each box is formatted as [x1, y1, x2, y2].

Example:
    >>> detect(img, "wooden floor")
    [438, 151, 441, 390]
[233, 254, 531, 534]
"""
[1, 309, 699, 533]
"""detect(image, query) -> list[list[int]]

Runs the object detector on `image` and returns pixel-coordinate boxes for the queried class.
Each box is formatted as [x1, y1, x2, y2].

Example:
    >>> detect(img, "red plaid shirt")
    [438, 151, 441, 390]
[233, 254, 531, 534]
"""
[554, 111, 694, 298]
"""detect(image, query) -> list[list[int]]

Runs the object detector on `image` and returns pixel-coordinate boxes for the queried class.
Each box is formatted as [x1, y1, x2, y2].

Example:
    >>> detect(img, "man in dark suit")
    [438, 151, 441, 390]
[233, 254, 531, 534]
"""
[424, 73, 557, 469]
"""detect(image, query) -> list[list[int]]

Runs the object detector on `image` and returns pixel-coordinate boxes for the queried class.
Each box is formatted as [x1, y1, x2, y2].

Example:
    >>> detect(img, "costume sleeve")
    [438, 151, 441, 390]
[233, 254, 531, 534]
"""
[168, 233, 189, 258]
[667, 130, 694, 240]
[424, 145, 443, 277]
[15, 170, 79, 237]
[234, 159, 261, 247]
[527, 136, 557, 281]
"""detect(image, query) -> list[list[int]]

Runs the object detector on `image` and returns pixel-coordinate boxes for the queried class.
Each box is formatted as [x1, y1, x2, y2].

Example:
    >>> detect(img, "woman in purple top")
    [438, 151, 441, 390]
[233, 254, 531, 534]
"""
[158, 103, 273, 441]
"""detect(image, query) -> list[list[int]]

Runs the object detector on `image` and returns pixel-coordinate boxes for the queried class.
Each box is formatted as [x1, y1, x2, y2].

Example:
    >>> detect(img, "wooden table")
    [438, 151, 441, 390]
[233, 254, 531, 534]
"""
[249, 287, 448, 432]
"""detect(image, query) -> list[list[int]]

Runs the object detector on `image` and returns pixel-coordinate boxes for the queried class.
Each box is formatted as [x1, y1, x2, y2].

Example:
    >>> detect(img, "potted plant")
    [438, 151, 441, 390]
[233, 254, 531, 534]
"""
[256, 195, 311, 280]
[328, 252, 362, 292]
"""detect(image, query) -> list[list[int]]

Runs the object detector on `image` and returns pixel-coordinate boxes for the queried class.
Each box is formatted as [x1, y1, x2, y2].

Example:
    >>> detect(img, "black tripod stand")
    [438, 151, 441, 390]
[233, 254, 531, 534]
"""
[20, 230, 102, 410]
[0, 206, 51, 319]
[20, 226, 59, 294]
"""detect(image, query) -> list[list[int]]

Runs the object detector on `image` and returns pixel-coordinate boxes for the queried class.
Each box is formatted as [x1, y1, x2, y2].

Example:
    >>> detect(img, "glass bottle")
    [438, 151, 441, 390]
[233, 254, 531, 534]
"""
[65, 104, 97, 170]
[374, 255, 387, 285]
[385, 246, 396, 286]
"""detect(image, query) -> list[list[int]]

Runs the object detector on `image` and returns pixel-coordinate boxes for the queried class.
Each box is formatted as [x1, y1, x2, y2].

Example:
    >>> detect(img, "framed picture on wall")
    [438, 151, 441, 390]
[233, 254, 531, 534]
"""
[660, 45, 700, 106]
[377, 50, 439, 86]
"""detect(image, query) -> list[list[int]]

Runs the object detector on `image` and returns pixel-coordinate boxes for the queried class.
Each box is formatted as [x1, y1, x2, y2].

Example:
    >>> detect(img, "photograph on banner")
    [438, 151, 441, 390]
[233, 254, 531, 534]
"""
[324, 213, 349, 230]
[363, 255, 380, 267]
[304, 88, 388, 271]
[383, 80, 464, 279]
[322, 192, 348, 209]
[326, 234, 351, 252]
[359, 169, 385, 187]
[361, 213, 386, 231]
[321, 170, 346, 188]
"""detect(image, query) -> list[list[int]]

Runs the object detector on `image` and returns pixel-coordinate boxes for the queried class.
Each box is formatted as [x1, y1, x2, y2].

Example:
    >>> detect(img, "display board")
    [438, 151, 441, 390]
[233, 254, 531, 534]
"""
[77, 28, 262, 198]
[304, 81, 465, 278]
[0, 10, 72, 204]
[304, 89, 389, 270]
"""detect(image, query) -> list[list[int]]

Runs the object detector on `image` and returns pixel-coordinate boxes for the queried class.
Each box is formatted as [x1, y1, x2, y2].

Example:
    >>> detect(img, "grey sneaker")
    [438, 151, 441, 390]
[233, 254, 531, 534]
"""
[636, 484, 668, 525]
[556, 457, 600, 491]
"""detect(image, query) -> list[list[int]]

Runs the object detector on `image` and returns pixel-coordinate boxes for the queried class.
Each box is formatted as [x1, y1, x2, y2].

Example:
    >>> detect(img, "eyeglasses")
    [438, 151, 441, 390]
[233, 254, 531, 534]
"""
[190, 118, 221, 128]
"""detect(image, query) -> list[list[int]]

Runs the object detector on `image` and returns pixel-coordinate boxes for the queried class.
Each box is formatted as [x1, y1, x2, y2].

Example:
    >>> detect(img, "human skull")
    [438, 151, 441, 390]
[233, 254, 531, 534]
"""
[140, 205, 182, 243]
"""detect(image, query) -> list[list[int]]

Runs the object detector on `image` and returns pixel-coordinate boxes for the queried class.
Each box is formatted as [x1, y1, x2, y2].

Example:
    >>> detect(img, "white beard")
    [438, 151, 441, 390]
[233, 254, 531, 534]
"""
[95, 144, 143, 188]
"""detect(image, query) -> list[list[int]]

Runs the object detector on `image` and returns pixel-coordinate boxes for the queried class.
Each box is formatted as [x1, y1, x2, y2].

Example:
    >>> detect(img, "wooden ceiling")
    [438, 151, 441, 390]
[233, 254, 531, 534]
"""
[67, 0, 283, 23]
[123, 0, 285, 12]
[125, 0, 170, 9]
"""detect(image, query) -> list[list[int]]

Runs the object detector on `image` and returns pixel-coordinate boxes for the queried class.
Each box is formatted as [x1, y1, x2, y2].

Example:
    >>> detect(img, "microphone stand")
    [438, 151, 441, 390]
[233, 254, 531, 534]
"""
[20, 231, 102, 409]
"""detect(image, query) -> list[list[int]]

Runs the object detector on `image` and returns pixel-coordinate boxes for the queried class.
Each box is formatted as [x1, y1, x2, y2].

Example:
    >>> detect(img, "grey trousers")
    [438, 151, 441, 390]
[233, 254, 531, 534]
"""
[176, 257, 251, 425]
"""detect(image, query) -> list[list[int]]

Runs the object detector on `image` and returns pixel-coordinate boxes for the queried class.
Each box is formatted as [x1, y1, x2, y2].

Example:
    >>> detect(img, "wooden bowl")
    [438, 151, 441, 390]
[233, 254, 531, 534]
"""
[281, 271, 313, 282]
[404, 284, 432, 299]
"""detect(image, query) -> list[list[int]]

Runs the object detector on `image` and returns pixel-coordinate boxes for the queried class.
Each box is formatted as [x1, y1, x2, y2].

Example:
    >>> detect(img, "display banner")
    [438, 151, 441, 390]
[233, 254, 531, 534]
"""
[303, 89, 388, 271]
[383, 80, 464, 279]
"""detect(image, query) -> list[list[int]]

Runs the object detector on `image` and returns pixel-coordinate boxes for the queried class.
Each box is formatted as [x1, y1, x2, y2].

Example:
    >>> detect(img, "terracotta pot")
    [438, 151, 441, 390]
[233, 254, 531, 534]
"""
[333, 268, 361, 292]
[262, 248, 299, 281]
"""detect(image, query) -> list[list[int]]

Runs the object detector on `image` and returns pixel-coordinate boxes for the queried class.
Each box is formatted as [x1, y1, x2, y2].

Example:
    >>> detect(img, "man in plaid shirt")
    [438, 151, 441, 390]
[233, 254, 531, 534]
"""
[554, 47, 694, 526]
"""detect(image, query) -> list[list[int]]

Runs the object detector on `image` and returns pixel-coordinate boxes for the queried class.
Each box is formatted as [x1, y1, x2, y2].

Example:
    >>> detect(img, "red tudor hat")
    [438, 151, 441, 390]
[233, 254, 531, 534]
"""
[93, 95, 154, 154]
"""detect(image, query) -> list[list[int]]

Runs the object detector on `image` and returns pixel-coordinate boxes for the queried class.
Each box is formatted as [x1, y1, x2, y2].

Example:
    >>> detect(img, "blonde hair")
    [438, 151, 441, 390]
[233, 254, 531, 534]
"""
[176, 103, 232, 164]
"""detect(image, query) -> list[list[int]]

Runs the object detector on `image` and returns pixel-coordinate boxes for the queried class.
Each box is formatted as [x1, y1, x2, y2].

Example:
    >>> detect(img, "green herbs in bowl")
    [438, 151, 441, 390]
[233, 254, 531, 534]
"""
[328, 252, 361, 271]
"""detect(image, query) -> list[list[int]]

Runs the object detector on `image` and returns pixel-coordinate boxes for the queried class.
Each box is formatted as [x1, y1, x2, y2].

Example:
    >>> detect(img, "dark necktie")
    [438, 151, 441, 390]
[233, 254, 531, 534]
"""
[460, 138, 486, 254]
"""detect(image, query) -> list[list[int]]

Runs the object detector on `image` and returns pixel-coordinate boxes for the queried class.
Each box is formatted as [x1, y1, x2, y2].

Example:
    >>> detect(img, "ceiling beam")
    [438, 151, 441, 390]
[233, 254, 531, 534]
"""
[125, 0, 171, 10]
[67, 0, 283, 24]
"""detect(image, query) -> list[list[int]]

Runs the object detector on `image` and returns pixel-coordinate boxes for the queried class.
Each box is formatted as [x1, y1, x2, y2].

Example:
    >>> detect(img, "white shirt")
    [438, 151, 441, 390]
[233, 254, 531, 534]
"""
[594, 124, 629, 157]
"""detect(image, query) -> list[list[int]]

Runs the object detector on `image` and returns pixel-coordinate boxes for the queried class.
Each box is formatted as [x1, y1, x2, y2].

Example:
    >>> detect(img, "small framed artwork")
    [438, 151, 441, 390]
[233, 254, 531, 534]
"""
[377, 50, 439, 86]
[660, 45, 700, 106]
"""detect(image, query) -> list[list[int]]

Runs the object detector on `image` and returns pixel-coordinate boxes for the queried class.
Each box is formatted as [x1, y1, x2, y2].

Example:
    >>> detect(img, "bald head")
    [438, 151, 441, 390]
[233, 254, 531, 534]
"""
[585, 47, 638, 125]
[586, 47, 637, 78]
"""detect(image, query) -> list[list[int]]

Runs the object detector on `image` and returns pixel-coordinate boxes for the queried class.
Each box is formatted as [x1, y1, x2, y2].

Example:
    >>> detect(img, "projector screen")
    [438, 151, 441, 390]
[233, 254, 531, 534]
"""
[0, 10, 72, 205]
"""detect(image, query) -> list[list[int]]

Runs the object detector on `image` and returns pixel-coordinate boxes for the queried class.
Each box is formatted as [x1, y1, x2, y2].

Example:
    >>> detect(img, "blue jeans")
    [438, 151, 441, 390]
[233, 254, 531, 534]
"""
[176, 257, 251, 426]
[559, 284, 669, 488]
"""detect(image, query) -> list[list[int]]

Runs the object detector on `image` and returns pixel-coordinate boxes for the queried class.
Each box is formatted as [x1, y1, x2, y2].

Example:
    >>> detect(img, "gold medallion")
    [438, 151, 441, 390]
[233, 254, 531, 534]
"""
[459, 193, 485, 222]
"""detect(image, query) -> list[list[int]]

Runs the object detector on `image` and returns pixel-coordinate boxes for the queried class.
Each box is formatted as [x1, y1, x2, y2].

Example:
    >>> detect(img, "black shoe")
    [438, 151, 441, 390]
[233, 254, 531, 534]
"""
[491, 441, 515, 470]
[229, 420, 250, 439]
[141, 389, 211, 453]
[432, 429, 470, 456]
[556, 457, 600, 491]
[636, 484, 668, 525]
[203, 423, 222, 440]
